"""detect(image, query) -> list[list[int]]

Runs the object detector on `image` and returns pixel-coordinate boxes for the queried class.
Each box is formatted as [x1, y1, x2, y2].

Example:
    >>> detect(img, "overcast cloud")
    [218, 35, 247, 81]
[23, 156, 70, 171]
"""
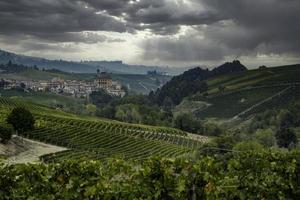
[0, 0, 299, 68]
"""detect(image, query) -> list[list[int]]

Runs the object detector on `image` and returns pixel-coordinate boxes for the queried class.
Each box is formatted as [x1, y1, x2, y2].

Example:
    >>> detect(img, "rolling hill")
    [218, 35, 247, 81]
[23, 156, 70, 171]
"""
[0, 97, 208, 163]
[184, 64, 300, 120]
[0, 49, 187, 75]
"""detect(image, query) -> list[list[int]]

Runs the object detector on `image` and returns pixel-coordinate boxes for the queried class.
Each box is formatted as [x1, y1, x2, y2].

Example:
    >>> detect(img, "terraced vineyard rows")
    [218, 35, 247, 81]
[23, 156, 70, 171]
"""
[0, 97, 205, 162]
[196, 85, 295, 119]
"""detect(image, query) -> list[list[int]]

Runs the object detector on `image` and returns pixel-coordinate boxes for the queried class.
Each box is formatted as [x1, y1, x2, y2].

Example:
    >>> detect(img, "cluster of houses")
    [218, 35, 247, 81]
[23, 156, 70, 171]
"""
[0, 72, 126, 98]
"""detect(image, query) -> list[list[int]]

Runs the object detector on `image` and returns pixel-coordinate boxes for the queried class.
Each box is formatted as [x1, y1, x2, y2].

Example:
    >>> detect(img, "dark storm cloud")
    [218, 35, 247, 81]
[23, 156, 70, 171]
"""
[30, 32, 124, 44]
[0, 0, 126, 41]
[142, 0, 300, 62]
[201, 0, 300, 53]
[85, 0, 220, 35]
[142, 29, 230, 62]
[0, 0, 299, 63]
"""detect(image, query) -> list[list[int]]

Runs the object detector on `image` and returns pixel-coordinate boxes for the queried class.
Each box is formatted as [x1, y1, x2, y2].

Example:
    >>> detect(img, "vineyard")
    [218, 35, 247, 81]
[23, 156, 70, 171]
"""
[206, 63, 300, 95]
[0, 97, 207, 163]
[196, 85, 300, 119]
[0, 150, 299, 199]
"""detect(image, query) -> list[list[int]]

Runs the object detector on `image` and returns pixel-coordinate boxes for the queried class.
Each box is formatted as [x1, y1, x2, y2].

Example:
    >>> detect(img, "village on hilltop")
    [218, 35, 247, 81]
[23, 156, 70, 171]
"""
[0, 72, 126, 98]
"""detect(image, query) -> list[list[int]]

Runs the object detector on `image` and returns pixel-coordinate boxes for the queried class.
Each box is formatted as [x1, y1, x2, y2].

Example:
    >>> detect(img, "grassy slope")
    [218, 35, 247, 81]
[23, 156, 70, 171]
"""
[191, 64, 300, 119]
[206, 64, 300, 94]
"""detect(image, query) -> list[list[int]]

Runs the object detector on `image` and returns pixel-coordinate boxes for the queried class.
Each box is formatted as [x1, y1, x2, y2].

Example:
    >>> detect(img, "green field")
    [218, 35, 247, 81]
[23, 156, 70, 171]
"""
[0, 97, 205, 162]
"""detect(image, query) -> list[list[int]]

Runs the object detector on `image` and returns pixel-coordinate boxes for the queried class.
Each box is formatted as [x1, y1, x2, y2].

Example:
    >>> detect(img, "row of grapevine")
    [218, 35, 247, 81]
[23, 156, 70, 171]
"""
[0, 97, 205, 162]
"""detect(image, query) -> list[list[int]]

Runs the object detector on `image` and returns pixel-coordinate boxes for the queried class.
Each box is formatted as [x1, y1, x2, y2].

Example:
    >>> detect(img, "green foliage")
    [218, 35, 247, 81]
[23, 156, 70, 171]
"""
[0, 126, 12, 144]
[96, 106, 116, 119]
[85, 104, 97, 116]
[89, 90, 114, 107]
[200, 135, 237, 156]
[247, 109, 278, 133]
[174, 113, 203, 134]
[202, 122, 223, 137]
[115, 104, 142, 124]
[254, 129, 276, 147]
[0, 151, 299, 199]
[233, 141, 264, 152]
[6, 107, 35, 133]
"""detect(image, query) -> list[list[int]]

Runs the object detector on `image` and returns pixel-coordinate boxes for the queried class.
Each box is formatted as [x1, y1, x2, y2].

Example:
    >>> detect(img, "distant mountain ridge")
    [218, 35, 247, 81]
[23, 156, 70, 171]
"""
[0, 49, 187, 75]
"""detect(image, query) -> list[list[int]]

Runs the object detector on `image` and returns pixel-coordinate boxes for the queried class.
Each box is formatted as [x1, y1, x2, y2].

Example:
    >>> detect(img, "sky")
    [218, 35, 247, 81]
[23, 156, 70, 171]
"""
[0, 0, 300, 69]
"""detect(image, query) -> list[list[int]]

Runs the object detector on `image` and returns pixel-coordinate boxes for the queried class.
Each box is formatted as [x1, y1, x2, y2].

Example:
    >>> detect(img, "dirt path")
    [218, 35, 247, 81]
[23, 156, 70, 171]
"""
[0, 135, 67, 165]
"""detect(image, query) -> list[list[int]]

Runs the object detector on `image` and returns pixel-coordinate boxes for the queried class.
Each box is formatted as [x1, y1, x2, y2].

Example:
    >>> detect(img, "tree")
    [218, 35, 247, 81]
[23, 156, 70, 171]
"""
[275, 127, 297, 148]
[254, 129, 276, 147]
[86, 104, 97, 116]
[174, 113, 203, 133]
[115, 104, 142, 123]
[203, 122, 223, 137]
[96, 106, 116, 119]
[6, 107, 35, 134]
[0, 126, 12, 144]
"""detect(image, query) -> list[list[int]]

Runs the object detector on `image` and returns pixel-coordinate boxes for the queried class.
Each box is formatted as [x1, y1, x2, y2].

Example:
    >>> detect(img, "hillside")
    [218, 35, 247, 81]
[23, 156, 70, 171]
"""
[153, 60, 247, 105]
[185, 64, 300, 119]
[0, 97, 208, 163]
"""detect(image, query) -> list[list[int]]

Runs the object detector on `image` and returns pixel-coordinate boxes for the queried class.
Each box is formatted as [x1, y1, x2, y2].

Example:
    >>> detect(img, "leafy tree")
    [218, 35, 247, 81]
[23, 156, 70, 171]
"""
[275, 127, 298, 148]
[174, 113, 203, 133]
[213, 135, 236, 153]
[6, 107, 35, 134]
[203, 122, 223, 136]
[115, 104, 142, 123]
[96, 106, 116, 119]
[0, 126, 12, 144]
[86, 104, 97, 115]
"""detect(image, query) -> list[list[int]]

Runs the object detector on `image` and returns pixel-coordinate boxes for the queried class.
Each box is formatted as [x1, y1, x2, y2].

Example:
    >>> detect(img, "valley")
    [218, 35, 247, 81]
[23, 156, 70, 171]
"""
[0, 59, 299, 199]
